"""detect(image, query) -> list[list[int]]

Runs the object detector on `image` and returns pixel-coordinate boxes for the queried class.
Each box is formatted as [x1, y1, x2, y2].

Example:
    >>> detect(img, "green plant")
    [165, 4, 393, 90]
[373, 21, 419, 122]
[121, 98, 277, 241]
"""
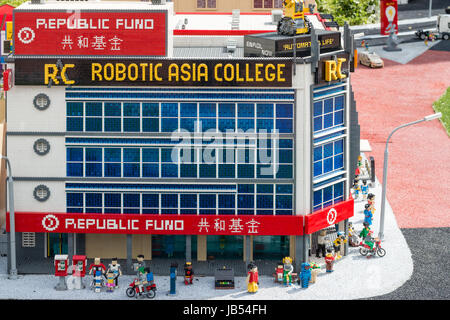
[433, 87, 450, 135]
[316, 0, 379, 26]
[0, 0, 28, 7]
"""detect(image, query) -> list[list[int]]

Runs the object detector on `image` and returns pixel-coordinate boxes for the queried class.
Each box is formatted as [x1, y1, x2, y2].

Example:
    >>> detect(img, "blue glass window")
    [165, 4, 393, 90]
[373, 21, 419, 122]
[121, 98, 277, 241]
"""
[200, 118, 216, 132]
[313, 94, 345, 133]
[238, 103, 254, 117]
[199, 164, 216, 178]
[219, 164, 234, 178]
[276, 165, 293, 179]
[142, 103, 159, 117]
[161, 164, 178, 177]
[85, 102, 102, 116]
[219, 194, 235, 208]
[67, 148, 83, 161]
[85, 148, 102, 162]
[313, 139, 345, 178]
[105, 193, 121, 207]
[238, 119, 254, 131]
[85, 118, 102, 131]
[85, 193, 102, 207]
[123, 118, 140, 132]
[257, 104, 273, 118]
[257, 119, 273, 131]
[67, 163, 83, 176]
[143, 164, 159, 177]
[200, 194, 216, 208]
[276, 195, 292, 209]
[276, 104, 293, 118]
[180, 103, 197, 117]
[143, 149, 159, 162]
[104, 102, 121, 116]
[238, 164, 254, 178]
[124, 194, 140, 207]
[143, 194, 159, 208]
[104, 118, 121, 132]
[67, 102, 83, 116]
[199, 103, 216, 117]
[143, 118, 159, 132]
[104, 147, 121, 177]
[161, 103, 178, 117]
[180, 164, 197, 178]
[257, 195, 273, 209]
[238, 195, 254, 208]
[67, 118, 83, 131]
[218, 103, 235, 117]
[219, 119, 235, 132]
[181, 194, 197, 208]
[67, 193, 83, 207]
[161, 118, 178, 132]
[161, 194, 178, 208]
[276, 119, 293, 133]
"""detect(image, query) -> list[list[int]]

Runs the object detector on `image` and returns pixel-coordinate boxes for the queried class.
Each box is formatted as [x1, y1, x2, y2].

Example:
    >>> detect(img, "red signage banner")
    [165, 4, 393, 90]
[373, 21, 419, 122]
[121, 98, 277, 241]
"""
[6, 212, 304, 236]
[13, 11, 167, 56]
[304, 198, 354, 234]
[380, 0, 398, 35]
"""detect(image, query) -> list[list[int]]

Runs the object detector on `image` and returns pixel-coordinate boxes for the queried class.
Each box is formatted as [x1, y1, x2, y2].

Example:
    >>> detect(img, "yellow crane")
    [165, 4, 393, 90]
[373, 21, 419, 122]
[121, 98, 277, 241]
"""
[277, 0, 311, 36]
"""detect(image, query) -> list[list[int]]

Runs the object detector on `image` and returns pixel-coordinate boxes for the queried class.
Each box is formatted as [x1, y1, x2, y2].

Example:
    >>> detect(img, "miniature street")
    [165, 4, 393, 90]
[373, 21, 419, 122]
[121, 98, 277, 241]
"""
[0, 172, 414, 300]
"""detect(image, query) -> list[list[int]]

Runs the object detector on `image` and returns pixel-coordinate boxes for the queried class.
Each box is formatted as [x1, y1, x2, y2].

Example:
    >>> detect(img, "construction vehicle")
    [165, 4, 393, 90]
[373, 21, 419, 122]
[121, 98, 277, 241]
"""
[416, 14, 450, 41]
[277, 0, 312, 36]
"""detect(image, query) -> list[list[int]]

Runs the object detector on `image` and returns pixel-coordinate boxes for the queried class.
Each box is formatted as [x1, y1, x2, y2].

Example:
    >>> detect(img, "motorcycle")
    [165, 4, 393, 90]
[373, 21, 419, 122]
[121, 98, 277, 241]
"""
[359, 238, 386, 258]
[126, 278, 156, 299]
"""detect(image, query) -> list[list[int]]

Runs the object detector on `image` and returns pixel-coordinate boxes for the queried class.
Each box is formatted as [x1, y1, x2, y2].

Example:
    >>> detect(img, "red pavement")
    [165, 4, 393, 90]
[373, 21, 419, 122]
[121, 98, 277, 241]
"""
[351, 49, 450, 228]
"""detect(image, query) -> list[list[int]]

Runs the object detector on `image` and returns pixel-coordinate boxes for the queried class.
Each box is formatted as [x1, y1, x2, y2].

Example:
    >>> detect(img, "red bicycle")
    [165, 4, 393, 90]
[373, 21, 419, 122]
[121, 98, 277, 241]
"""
[359, 238, 386, 258]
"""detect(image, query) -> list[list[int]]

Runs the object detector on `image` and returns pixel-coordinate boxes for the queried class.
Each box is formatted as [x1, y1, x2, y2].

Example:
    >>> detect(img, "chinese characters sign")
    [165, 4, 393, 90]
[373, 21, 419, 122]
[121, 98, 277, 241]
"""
[13, 11, 167, 56]
[6, 212, 304, 236]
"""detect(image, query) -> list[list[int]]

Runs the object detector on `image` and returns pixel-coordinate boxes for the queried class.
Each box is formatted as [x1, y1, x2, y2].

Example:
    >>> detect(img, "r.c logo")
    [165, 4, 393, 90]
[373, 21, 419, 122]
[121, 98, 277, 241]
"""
[42, 214, 60, 231]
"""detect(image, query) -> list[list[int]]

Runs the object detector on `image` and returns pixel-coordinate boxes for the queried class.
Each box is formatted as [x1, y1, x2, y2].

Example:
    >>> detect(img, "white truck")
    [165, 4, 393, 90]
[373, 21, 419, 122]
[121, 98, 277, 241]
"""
[416, 14, 450, 40]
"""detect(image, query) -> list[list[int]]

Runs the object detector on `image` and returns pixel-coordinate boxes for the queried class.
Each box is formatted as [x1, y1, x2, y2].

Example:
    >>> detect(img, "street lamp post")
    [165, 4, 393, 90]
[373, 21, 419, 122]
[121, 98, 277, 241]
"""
[1, 156, 18, 279]
[379, 112, 442, 240]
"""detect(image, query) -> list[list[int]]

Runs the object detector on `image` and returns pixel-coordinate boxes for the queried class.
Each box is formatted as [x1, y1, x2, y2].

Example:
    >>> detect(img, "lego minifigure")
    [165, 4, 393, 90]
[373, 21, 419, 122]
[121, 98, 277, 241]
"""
[352, 179, 361, 200]
[367, 193, 376, 213]
[282, 256, 294, 286]
[298, 262, 311, 288]
[136, 254, 146, 276]
[93, 269, 103, 292]
[89, 257, 106, 275]
[89, 257, 106, 291]
[348, 222, 359, 247]
[359, 225, 371, 241]
[361, 180, 369, 200]
[324, 249, 335, 273]
[309, 262, 320, 284]
[184, 262, 194, 285]
[333, 231, 347, 259]
[357, 155, 363, 168]
[106, 272, 115, 292]
[106, 258, 122, 288]
[144, 267, 154, 286]
[316, 229, 327, 258]
[246, 261, 259, 293]
[363, 203, 373, 227]
[275, 263, 284, 283]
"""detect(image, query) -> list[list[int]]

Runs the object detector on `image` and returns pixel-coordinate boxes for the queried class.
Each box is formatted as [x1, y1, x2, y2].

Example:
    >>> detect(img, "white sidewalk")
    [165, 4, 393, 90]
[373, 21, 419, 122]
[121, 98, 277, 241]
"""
[0, 177, 413, 300]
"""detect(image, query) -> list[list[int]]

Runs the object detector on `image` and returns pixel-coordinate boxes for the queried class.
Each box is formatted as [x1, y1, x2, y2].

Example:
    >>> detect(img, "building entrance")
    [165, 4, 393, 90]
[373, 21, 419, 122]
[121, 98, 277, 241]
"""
[151, 235, 186, 259]
[207, 235, 243, 260]
[253, 236, 289, 260]
[47, 233, 68, 257]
